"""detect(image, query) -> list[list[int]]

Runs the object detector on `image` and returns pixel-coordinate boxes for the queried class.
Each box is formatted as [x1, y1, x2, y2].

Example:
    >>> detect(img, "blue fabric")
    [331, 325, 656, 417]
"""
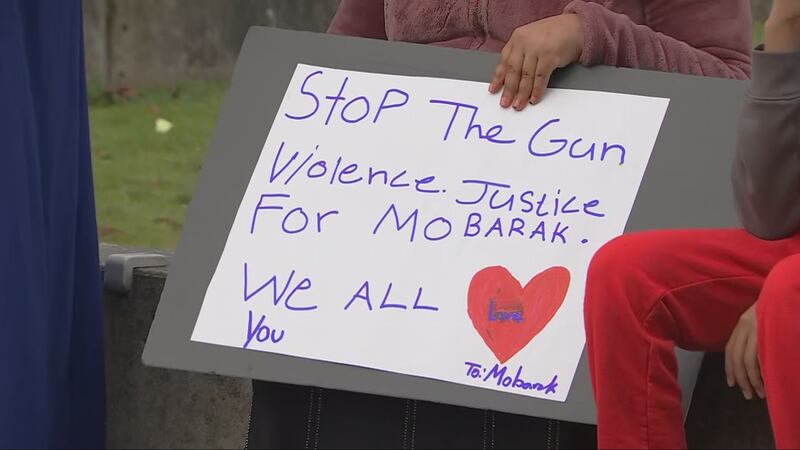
[0, 1, 105, 447]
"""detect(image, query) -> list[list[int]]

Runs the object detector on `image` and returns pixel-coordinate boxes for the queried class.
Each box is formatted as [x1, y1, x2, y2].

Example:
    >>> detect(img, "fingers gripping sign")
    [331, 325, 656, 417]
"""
[489, 13, 584, 111]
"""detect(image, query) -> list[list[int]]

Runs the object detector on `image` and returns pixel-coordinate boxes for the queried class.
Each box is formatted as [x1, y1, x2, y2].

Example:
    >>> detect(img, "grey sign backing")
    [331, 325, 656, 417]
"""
[143, 26, 746, 425]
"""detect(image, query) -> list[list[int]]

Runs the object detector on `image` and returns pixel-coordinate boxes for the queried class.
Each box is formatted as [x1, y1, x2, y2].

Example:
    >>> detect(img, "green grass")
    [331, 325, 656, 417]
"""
[90, 81, 227, 249]
[753, 21, 765, 45]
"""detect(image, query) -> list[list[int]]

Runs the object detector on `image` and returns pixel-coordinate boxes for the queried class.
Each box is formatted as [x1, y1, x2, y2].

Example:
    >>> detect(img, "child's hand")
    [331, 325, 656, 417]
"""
[724, 304, 765, 400]
[489, 14, 583, 111]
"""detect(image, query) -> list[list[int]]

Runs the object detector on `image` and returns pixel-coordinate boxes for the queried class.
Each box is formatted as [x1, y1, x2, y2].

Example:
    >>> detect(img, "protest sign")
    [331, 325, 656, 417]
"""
[144, 27, 745, 423]
[190, 63, 669, 401]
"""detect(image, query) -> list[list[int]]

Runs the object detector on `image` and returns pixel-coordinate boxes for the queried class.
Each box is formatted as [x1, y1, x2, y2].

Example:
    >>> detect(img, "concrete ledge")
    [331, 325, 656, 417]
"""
[101, 244, 252, 449]
[101, 243, 774, 448]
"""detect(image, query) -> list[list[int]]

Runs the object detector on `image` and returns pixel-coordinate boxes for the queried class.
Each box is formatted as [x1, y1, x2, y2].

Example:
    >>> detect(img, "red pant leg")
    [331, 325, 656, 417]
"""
[757, 253, 800, 449]
[585, 229, 800, 449]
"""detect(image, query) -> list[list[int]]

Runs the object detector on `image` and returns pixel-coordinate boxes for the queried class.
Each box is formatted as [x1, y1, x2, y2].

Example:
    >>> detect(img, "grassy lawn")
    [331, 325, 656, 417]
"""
[90, 81, 227, 250]
[753, 21, 765, 46]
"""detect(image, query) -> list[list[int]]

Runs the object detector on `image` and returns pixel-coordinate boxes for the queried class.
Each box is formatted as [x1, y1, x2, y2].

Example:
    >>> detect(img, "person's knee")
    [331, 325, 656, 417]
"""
[585, 232, 669, 323]
[758, 254, 800, 323]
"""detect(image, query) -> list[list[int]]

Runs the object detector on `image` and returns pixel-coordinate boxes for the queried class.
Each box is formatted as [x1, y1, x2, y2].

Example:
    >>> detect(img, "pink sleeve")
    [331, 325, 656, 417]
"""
[564, 0, 752, 80]
[327, 0, 388, 40]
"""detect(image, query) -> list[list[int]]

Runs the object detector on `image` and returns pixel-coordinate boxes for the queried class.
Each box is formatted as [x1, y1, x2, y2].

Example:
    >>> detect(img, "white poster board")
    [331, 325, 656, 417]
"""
[191, 64, 668, 402]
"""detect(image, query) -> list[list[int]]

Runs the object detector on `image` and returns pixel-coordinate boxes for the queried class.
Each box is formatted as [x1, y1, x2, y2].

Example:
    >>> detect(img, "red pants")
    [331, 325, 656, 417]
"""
[585, 229, 800, 448]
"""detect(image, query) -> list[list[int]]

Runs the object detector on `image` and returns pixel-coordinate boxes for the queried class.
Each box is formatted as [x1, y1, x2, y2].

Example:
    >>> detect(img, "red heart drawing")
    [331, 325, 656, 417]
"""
[468, 266, 571, 364]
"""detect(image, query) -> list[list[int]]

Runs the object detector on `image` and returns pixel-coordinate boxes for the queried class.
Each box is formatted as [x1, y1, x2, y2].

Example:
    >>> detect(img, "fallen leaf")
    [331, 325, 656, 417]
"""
[155, 118, 174, 134]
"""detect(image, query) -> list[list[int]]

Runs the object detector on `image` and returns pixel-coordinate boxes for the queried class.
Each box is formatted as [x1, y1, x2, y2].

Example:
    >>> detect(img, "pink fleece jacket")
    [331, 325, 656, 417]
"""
[328, 0, 752, 80]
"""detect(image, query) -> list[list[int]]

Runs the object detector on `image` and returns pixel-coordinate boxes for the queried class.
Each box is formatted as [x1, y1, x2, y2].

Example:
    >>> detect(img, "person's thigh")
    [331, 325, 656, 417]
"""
[587, 228, 800, 350]
[757, 253, 800, 448]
